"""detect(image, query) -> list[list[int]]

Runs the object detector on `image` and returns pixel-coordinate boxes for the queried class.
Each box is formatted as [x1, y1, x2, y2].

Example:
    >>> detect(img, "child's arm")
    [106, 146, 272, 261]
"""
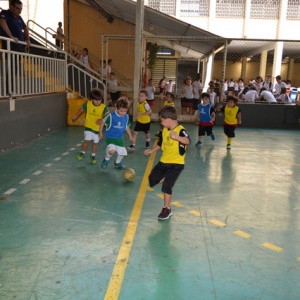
[237, 111, 242, 125]
[126, 126, 134, 144]
[170, 130, 190, 145]
[211, 111, 216, 122]
[144, 144, 160, 156]
[72, 106, 84, 121]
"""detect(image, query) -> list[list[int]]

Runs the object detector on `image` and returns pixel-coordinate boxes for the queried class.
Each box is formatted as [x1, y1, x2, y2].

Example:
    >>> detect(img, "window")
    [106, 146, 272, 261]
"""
[180, 0, 209, 17]
[250, 0, 279, 19]
[216, 0, 245, 18]
[287, 0, 300, 19]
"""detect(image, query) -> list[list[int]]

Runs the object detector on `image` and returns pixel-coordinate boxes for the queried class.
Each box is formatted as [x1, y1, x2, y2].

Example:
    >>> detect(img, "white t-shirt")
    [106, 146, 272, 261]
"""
[146, 85, 155, 101]
[244, 90, 258, 102]
[261, 90, 277, 103]
[193, 80, 203, 99]
[182, 85, 194, 99]
[274, 82, 287, 95]
[277, 94, 291, 103]
[108, 79, 119, 93]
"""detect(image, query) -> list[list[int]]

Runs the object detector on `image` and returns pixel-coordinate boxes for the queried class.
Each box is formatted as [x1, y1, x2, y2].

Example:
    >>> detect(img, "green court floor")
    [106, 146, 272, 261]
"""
[0, 123, 299, 300]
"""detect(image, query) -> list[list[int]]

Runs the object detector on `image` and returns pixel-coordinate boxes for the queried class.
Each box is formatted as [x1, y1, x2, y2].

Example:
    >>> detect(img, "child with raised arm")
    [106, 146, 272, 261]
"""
[128, 90, 152, 151]
[195, 92, 216, 147]
[144, 106, 191, 220]
[72, 88, 109, 165]
[99, 97, 134, 170]
[218, 95, 242, 150]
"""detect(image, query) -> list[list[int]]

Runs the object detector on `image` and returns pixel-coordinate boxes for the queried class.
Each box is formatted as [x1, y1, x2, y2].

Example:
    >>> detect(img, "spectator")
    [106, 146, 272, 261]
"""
[252, 76, 263, 91]
[158, 76, 167, 95]
[244, 86, 258, 103]
[107, 72, 121, 107]
[276, 87, 292, 103]
[274, 75, 287, 97]
[0, 0, 31, 52]
[193, 73, 203, 109]
[181, 76, 194, 115]
[107, 59, 112, 77]
[145, 78, 156, 107]
[55, 21, 64, 49]
[77, 48, 91, 69]
[262, 74, 273, 91]
[259, 87, 277, 103]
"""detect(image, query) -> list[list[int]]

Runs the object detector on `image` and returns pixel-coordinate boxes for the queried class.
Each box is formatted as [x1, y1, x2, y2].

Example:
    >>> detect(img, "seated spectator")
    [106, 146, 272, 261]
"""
[107, 72, 121, 106]
[252, 76, 263, 91]
[259, 87, 277, 103]
[276, 87, 292, 103]
[244, 86, 258, 103]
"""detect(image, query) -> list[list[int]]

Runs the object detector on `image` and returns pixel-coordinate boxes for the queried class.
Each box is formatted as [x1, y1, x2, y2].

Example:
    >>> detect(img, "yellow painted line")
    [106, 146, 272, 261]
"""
[104, 152, 157, 300]
[189, 210, 201, 216]
[156, 193, 164, 199]
[146, 187, 154, 191]
[297, 257, 300, 262]
[262, 242, 283, 253]
[173, 201, 184, 207]
[234, 230, 251, 239]
[209, 219, 226, 227]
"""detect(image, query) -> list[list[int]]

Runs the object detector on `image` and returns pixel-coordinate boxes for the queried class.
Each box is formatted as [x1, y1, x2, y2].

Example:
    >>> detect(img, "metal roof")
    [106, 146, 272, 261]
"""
[74, 0, 225, 58]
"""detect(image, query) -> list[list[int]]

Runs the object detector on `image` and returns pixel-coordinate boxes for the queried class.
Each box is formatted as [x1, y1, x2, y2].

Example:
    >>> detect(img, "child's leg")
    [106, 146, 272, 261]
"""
[131, 131, 138, 145]
[91, 142, 98, 156]
[81, 140, 89, 152]
[163, 193, 172, 208]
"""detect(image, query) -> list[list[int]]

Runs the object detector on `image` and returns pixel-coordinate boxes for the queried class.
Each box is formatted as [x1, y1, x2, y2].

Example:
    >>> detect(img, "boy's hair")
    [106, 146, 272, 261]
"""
[116, 96, 130, 109]
[159, 105, 177, 120]
[89, 88, 103, 101]
[166, 92, 175, 100]
[201, 92, 210, 99]
[139, 89, 147, 97]
[226, 95, 238, 104]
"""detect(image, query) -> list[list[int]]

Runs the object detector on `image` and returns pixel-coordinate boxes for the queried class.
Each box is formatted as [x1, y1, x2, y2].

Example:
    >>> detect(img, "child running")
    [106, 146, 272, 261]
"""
[128, 90, 152, 151]
[99, 97, 134, 170]
[144, 106, 191, 220]
[72, 88, 109, 165]
[195, 92, 216, 147]
[219, 95, 242, 150]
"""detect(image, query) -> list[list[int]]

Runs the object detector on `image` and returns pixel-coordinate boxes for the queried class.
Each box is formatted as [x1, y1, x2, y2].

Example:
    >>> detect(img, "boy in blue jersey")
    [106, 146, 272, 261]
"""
[100, 97, 134, 170]
[72, 88, 109, 165]
[195, 93, 216, 147]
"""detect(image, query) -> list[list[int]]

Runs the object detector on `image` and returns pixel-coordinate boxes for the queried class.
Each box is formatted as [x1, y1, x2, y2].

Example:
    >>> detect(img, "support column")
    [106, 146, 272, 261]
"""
[241, 57, 247, 80]
[242, 0, 251, 38]
[272, 41, 283, 82]
[259, 50, 268, 78]
[133, 0, 144, 121]
[203, 54, 214, 90]
[288, 58, 294, 82]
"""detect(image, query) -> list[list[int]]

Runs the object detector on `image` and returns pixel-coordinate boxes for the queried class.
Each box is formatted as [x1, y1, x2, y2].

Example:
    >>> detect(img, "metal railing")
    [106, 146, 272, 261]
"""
[0, 36, 67, 99]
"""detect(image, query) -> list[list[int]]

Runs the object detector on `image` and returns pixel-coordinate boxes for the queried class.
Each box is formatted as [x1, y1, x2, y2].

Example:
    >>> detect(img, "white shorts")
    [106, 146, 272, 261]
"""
[84, 131, 100, 144]
[106, 144, 127, 156]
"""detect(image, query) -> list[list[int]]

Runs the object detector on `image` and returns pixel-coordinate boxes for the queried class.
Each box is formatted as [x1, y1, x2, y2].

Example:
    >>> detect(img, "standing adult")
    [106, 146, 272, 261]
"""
[0, 0, 31, 52]
[55, 21, 64, 49]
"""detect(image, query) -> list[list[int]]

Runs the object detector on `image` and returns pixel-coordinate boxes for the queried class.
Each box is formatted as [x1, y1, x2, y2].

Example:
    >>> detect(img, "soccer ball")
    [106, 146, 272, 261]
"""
[123, 168, 136, 181]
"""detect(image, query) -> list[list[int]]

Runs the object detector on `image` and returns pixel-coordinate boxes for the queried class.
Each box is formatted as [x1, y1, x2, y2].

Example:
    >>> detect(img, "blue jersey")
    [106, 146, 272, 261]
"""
[197, 103, 213, 123]
[104, 111, 129, 140]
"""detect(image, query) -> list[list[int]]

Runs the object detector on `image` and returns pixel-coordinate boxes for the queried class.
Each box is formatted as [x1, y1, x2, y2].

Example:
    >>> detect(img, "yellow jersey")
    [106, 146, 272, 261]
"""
[136, 100, 151, 124]
[84, 101, 107, 133]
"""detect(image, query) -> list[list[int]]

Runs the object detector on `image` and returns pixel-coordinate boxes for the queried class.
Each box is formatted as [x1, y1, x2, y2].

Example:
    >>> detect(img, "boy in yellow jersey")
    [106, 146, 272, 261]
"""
[144, 106, 191, 220]
[128, 90, 152, 151]
[219, 95, 242, 150]
[164, 92, 175, 106]
[72, 88, 109, 164]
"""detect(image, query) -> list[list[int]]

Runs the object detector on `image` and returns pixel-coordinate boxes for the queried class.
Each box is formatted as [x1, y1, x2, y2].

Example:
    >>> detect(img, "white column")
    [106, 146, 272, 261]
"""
[203, 54, 214, 90]
[175, 0, 180, 18]
[259, 50, 268, 78]
[272, 41, 283, 81]
[241, 57, 247, 80]
[242, 0, 251, 38]
[133, 0, 144, 121]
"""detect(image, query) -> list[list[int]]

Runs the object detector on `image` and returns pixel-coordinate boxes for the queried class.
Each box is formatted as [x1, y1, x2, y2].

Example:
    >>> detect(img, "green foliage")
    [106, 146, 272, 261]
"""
[147, 42, 159, 71]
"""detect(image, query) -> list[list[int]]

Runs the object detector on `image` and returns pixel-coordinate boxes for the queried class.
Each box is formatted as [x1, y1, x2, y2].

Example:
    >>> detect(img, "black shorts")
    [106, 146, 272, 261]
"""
[148, 161, 184, 195]
[198, 125, 213, 136]
[134, 121, 151, 134]
[193, 98, 200, 110]
[223, 124, 236, 138]
[181, 97, 193, 107]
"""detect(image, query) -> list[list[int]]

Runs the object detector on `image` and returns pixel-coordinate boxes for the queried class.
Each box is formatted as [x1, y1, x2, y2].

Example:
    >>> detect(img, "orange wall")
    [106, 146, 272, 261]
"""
[64, 0, 136, 80]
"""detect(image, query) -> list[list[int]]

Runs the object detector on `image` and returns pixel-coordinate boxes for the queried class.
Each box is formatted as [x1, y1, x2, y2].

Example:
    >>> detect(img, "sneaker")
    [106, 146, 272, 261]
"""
[128, 144, 136, 151]
[226, 144, 231, 150]
[77, 152, 85, 160]
[101, 158, 109, 169]
[90, 155, 96, 165]
[211, 132, 215, 141]
[114, 161, 126, 170]
[158, 207, 172, 220]
[145, 140, 150, 148]
[195, 141, 202, 147]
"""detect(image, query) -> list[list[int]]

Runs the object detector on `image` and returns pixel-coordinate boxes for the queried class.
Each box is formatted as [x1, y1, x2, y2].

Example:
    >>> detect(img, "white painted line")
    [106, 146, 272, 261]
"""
[69, 148, 76, 151]
[62, 152, 69, 156]
[54, 157, 61, 161]
[44, 163, 53, 168]
[76, 143, 81, 147]
[19, 179, 31, 185]
[33, 170, 43, 175]
[4, 188, 17, 195]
